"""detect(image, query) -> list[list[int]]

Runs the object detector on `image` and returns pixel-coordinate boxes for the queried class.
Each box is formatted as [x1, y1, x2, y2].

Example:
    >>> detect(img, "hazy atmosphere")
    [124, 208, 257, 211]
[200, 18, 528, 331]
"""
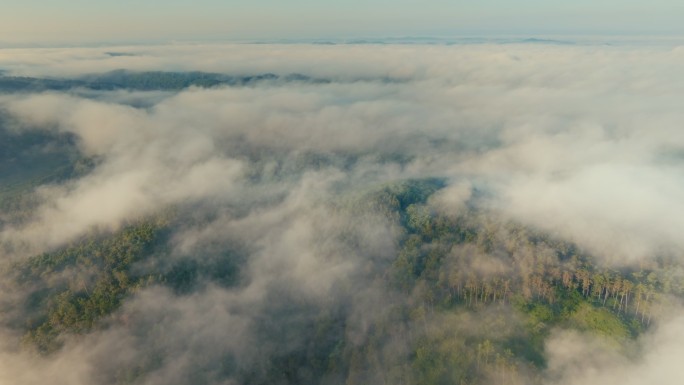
[1, 3, 684, 385]
[2, 1, 684, 44]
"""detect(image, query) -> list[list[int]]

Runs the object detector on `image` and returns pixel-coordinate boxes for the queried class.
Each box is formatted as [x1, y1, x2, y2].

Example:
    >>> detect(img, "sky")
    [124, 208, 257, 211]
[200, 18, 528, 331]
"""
[2, 0, 684, 44]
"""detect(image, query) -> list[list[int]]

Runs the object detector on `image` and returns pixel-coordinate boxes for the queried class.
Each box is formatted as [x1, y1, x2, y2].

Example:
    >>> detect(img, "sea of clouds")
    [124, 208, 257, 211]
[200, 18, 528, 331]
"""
[1, 42, 684, 384]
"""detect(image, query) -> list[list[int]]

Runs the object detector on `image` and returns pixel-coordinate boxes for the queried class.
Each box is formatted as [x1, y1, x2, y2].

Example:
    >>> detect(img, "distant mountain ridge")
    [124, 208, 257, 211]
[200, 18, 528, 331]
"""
[0, 70, 407, 93]
[0, 70, 333, 92]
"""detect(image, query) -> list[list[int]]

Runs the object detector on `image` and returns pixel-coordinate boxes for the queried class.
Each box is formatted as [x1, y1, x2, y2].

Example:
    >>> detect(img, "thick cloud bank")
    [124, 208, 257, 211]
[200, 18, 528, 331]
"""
[3, 43, 684, 260]
[1, 42, 684, 384]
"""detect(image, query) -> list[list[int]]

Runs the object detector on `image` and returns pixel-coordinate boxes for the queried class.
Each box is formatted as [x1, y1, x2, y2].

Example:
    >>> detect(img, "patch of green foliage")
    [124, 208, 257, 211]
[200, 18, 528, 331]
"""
[19, 219, 169, 353]
[570, 303, 630, 340]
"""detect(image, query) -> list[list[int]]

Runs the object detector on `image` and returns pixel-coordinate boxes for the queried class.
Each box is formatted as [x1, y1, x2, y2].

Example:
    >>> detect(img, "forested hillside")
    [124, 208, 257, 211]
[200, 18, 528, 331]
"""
[3, 175, 680, 384]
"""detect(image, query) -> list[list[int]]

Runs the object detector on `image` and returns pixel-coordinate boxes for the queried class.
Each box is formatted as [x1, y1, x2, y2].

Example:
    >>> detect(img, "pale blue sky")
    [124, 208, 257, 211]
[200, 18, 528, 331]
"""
[1, 0, 683, 44]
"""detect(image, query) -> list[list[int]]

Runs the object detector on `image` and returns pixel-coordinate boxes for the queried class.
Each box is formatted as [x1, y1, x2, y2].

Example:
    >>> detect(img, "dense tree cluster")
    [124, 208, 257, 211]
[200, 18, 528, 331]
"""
[16, 219, 168, 353]
[3, 178, 683, 384]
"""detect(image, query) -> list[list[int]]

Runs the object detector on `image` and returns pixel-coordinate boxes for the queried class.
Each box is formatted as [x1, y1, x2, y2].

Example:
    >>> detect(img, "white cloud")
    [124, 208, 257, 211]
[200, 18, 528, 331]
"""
[4, 43, 684, 261]
[545, 310, 684, 385]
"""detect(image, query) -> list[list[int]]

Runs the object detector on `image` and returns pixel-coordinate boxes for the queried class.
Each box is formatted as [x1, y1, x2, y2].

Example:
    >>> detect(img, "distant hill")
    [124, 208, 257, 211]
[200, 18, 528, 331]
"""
[0, 70, 331, 93]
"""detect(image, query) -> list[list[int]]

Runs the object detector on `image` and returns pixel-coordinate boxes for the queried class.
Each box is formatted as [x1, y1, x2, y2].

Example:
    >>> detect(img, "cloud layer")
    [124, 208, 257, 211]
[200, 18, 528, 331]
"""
[3, 43, 684, 260]
[1, 42, 684, 384]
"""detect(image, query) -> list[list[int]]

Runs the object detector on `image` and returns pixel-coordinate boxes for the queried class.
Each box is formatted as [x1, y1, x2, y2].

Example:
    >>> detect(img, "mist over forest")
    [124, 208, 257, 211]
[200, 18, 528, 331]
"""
[1, 42, 684, 385]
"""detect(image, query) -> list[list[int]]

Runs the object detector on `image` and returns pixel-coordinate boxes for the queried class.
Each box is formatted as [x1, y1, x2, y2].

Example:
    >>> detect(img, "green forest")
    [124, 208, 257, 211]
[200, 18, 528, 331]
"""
[4, 175, 680, 385]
